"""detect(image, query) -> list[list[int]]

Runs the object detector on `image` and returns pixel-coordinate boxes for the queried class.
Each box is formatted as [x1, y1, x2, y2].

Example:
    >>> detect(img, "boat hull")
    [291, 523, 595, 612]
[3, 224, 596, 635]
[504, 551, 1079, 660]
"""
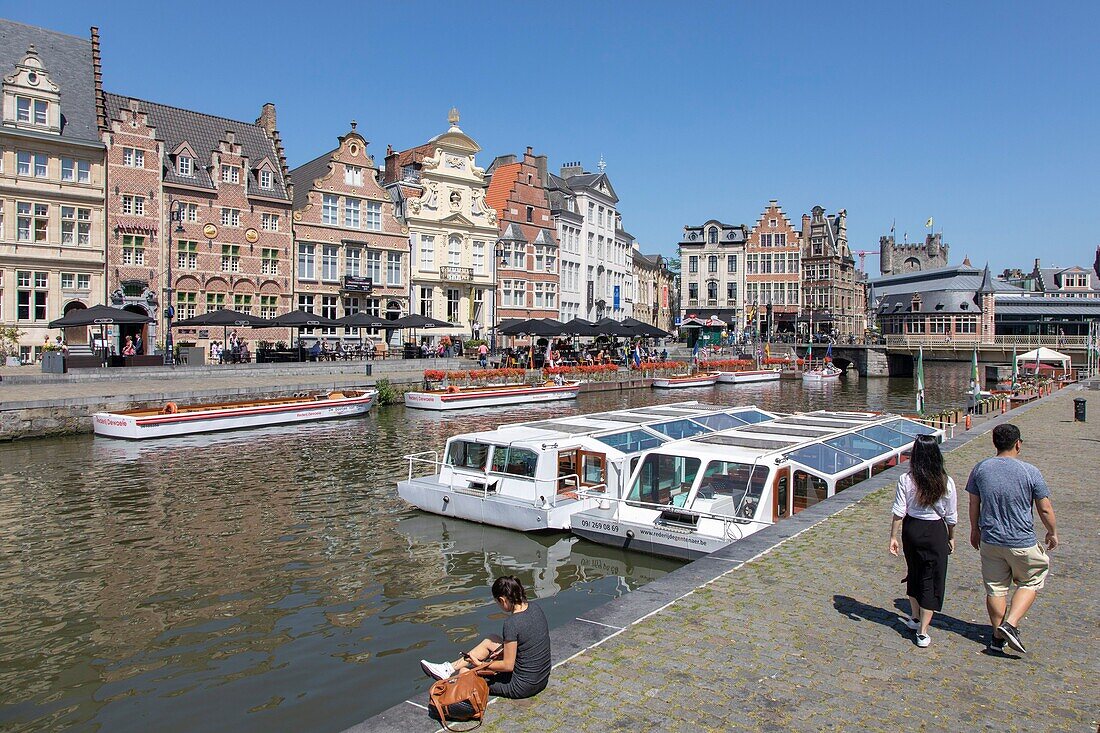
[802, 370, 841, 383]
[397, 476, 591, 531]
[404, 382, 581, 410]
[651, 374, 719, 389]
[717, 369, 782, 384]
[570, 508, 728, 560]
[92, 391, 376, 439]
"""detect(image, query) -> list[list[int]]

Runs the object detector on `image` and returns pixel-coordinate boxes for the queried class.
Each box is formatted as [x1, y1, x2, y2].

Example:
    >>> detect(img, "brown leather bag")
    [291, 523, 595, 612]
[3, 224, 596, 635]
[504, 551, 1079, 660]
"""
[429, 662, 493, 731]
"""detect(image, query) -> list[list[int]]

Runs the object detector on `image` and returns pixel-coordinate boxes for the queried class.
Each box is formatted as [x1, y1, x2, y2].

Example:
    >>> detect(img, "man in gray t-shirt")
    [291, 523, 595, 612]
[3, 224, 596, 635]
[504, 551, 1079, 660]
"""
[965, 423, 1058, 655]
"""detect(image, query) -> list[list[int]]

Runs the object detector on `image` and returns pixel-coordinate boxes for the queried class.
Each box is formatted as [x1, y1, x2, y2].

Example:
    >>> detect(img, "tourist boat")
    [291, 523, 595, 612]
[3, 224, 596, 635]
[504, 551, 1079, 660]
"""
[717, 369, 782, 385]
[398, 402, 779, 531]
[571, 411, 944, 560]
[651, 373, 720, 389]
[403, 380, 582, 411]
[92, 389, 377, 439]
[801, 364, 843, 383]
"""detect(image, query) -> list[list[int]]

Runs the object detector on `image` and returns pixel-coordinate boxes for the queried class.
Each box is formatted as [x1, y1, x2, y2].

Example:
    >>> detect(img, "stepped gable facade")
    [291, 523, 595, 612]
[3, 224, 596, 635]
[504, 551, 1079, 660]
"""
[485, 147, 560, 322]
[800, 206, 865, 337]
[101, 93, 293, 347]
[383, 109, 498, 339]
[746, 200, 801, 335]
[0, 20, 107, 359]
[879, 232, 950, 275]
[290, 123, 408, 342]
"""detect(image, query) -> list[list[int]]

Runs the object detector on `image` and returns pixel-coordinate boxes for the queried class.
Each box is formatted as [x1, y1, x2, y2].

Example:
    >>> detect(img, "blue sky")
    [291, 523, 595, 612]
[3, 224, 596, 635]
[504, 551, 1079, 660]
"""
[9, 1, 1099, 272]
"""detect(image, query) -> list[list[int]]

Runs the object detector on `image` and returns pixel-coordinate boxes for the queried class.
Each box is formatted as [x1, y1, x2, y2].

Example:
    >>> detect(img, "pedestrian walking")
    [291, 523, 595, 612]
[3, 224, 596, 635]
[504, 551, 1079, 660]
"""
[477, 342, 488, 367]
[965, 423, 1058, 654]
[889, 434, 958, 648]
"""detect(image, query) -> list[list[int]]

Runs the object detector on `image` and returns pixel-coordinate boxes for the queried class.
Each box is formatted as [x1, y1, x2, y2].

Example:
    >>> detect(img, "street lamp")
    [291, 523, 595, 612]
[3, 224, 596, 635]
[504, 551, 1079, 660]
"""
[490, 241, 506, 355]
[163, 199, 185, 365]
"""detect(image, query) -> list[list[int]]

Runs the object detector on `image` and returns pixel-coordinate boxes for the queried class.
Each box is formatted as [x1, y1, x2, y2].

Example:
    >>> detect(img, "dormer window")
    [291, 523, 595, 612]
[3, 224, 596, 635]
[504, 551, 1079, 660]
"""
[708, 227, 718, 244]
[259, 169, 273, 189]
[16, 97, 48, 125]
[221, 165, 240, 184]
[177, 156, 194, 177]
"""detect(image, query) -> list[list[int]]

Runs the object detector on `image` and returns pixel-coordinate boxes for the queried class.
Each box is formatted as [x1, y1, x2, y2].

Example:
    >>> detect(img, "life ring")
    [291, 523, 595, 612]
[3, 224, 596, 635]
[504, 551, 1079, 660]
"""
[162, 402, 179, 415]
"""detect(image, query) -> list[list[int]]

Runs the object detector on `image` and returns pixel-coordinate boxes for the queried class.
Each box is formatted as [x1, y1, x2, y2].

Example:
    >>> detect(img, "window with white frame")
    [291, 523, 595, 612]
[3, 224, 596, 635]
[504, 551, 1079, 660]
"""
[221, 245, 240, 272]
[472, 240, 485, 275]
[122, 195, 145, 216]
[17, 97, 49, 125]
[365, 250, 382, 283]
[322, 194, 339, 225]
[17, 202, 48, 242]
[587, 232, 594, 255]
[344, 198, 361, 228]
[259, 169, 273, 189]
[61, 207, 91, 246]
[177, 156, 194, 177]
[321, 296, 338, 334]
[261, 248, 279, 275]
[182, 202, 199, 222]
[322, 245, 339, 281]
[448, 236, 462, 267]
[178, 240, 198, 269]
[365, 201, 382, 231]
[221, 165, 240, 184]
[122, 147, 144, 168]
[502, 279, 527, 307]
[419, 286, 433, 317]
[16, 270, 48, 321]
[344, 165, 363, 186]
[501, 240, 524, 268]
[176, 291, 198, 320]
[345, 248, 361, 278]
[298, 243, 316, 280]
[387, 252, 401, 286]
[419, 235, 435, 270]
[297, 293, 315, 314]
[220, 208, 240, 227]
[261, 212, 279, 231]
[61, 158, 91, 183]
[0, 203, 4, 240]
[446, 288, 460, 323]
[233, 294, 253, 314]
[122, 235, 145, 265]
[726, 281, 737, 303]
[688, 256, 698, 274]
[17, 152, 48, 178]
[259, 295, 277, 320]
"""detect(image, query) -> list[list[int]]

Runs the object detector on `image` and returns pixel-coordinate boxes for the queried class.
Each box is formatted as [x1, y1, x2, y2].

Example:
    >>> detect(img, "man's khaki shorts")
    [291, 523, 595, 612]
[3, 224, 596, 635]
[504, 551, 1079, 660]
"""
[979, 542, 1049, 596]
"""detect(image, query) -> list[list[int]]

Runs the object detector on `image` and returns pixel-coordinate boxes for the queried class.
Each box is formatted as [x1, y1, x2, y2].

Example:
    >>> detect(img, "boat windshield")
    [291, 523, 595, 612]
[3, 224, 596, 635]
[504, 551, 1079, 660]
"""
[627, 454, 701, 507]
[882, 419, 938, 438]
[650, 419, 712, 440]
[855, 424, 910, 448]
[786, 443, 863, 475]
[595, 428, 666, 455]
[824, 433, 892, 461]
[730, 409, 773, 424]
[691, 413, 748, 431]
[489, 446, 539, 478]
[693, 460, 769, 515]
[446, 440, 490, 470]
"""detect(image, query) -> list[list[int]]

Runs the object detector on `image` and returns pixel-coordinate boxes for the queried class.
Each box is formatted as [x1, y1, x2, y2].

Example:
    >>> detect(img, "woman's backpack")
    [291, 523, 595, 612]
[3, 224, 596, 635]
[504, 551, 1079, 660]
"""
[428, 662, 493, 731]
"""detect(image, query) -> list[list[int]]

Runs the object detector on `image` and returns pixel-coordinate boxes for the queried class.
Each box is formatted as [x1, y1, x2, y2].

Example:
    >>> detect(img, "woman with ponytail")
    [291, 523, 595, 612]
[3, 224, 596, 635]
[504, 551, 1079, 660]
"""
[420, 576, 551, 699]
[889, 435, 958, 648]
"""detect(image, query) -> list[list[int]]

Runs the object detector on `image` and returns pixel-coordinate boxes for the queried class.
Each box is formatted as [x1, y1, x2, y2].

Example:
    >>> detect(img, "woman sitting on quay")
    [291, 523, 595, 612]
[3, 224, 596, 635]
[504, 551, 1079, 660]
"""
[420, 576, 551, 700]
[889, 434, 958, 648]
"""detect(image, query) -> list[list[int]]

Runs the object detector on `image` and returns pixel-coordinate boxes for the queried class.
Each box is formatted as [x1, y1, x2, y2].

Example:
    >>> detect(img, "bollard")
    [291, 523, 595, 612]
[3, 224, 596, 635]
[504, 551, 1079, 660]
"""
[1074, 397, 1086, 422]
[1001, 398, 1007, 414]
[965, 413, 972, 430]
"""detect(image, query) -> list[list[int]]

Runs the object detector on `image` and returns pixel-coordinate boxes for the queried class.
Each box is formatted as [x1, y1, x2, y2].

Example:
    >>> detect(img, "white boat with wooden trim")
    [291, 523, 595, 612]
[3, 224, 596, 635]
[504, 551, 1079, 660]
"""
[403, 380, 581, 411]
[398, 402, 779, 531]
[801, 364, 842, 383]
[92, 389, 377, 439]
[571, 411, 945, 560]
[651, 373, 720, 389]
[717, 369, 782, 384]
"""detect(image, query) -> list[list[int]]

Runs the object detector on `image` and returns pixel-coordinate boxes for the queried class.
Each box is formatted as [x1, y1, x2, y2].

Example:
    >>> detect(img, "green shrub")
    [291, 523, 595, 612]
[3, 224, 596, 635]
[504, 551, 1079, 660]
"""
[374, 378, 398, 405]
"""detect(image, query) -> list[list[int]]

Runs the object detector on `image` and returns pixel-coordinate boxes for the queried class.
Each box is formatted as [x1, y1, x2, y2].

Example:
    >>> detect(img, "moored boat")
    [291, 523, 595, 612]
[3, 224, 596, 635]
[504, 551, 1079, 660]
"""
[717, 369, 782, 384]
[651, 373, 720, 389]
[801, 364, 842, 382]
[92, 389, 377, 439]
[403, 380, 581, 410]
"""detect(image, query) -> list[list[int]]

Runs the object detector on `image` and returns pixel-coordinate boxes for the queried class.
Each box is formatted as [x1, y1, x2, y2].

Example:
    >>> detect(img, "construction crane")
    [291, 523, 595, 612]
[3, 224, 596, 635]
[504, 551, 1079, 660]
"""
[852, 250, 880, 273]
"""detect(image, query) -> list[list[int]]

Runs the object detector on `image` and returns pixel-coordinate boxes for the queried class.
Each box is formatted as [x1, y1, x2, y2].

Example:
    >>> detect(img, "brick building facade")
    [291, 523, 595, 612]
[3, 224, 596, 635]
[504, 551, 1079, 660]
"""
[102, 94, 293, 349]
[290, 123, 408, 343]
[0, 22, 107, 360]
[746, 200, 801, 336]
[800, 206, 865, 338]
[485, 147, 560, 322]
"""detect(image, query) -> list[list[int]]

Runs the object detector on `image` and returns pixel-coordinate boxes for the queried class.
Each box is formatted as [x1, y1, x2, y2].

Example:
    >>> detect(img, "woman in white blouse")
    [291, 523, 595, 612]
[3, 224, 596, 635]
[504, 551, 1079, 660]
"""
[889, 434, 958, 648]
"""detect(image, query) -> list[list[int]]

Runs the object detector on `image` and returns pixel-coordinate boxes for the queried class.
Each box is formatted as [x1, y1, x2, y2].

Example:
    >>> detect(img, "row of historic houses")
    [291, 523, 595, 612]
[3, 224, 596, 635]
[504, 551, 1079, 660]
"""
[1, 19, 675, 358]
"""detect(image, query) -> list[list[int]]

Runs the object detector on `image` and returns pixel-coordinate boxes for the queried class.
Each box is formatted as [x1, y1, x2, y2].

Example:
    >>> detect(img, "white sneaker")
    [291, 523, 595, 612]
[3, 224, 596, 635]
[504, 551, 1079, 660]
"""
[420, 660, 455, 680]
[915, 634, 931, 648]
[899, 616, 920, 631]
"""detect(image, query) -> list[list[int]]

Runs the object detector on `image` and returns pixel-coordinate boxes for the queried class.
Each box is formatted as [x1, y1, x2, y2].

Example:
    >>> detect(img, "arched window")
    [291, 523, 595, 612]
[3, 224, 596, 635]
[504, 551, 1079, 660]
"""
[708, 227, 718, 244]
[904, 257, 921, 271]
[707, 281, 718, 302]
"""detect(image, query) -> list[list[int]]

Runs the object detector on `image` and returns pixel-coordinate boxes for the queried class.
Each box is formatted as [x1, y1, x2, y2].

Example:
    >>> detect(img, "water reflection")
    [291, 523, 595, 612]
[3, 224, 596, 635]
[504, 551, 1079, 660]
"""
[0, 362, 970, 732]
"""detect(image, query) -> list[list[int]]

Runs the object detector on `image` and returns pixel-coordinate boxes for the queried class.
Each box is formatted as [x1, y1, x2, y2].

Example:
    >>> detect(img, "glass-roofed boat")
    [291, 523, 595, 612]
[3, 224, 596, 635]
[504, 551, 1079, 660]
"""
[570, 411, 944, 560]
[397, 402, 780, 532]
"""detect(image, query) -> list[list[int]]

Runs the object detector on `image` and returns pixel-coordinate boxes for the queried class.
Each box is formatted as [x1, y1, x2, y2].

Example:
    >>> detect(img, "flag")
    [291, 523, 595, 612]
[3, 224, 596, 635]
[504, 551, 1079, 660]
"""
[633, 341, 641, 368]
[916, 346, 926, 415]
[764, 342, 771, 360]
[1011, 344, 1018, 385]
[971, 349, 981, 397]
[825, 342, 833, 361]
[926, 216, 934, 228]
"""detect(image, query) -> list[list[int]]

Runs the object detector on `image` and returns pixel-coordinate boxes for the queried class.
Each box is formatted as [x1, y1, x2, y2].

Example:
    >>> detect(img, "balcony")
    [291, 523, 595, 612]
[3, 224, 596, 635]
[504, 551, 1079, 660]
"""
[439, 266, 474, 282]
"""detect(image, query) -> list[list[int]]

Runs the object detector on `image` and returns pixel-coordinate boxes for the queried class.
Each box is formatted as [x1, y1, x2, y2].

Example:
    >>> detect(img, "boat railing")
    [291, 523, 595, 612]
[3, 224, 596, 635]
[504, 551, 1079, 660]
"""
[574, 488, 773, 529]
[403, 455, 605, 507]
[911, 417, 955, 441]
[405, 450, 441, 481]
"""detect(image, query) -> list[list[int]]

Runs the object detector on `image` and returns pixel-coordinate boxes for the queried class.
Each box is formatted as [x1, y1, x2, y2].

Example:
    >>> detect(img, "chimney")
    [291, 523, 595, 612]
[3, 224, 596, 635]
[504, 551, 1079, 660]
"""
[560, 161, 583, 179]
[256, 103, 277, 137]
[1033, 258, 1041, 273]
[526, 146, 533, 156]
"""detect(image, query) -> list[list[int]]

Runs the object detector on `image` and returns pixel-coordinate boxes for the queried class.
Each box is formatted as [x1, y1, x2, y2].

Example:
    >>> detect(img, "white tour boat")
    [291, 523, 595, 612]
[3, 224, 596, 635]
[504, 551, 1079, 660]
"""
[571, 410, 944, 560]
[92, 389, 377, 440]
[403, 380, 581, 410]
[651, 373, 720, 389]
[802, 364, 843, 383]
[717, 368, 782, 384]
[398, 402, 779, 531]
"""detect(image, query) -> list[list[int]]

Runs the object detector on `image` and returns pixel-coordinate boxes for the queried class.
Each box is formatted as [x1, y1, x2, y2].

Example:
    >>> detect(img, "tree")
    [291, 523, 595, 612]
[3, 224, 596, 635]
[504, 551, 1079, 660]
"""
[0, 326, 24, 361]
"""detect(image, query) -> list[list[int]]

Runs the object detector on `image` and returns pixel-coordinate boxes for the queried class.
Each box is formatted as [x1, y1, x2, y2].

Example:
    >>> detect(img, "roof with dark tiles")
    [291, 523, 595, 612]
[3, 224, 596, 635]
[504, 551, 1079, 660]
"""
[289, 150, 337, 209]
[0, 19, 100, 144]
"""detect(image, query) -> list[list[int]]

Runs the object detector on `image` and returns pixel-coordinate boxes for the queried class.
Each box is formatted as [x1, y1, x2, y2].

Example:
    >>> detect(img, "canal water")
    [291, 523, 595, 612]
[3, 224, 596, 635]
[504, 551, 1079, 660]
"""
[0, 363, 971, 732]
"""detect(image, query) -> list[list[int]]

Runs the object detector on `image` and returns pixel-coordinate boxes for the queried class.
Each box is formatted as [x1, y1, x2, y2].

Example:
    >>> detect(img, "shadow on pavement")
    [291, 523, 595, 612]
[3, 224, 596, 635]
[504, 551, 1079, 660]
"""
[832, 594, 992, 648]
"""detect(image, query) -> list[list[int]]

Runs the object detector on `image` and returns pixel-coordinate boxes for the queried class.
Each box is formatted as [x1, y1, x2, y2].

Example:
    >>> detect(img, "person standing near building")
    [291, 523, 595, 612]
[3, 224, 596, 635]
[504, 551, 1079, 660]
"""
[478, 342, 488, 368]
[966, 423, 1058, 654]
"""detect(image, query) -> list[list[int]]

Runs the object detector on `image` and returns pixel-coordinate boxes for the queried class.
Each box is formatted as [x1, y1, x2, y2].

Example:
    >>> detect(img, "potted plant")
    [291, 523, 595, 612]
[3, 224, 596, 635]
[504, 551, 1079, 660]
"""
[41, 341, 66, 373]
[1, 326, 24, 367]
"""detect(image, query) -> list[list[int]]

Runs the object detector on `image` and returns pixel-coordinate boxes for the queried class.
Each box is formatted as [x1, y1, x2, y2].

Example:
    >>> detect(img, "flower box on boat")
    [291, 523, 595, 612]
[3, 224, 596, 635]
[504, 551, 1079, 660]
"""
[92, 389, 377, 439]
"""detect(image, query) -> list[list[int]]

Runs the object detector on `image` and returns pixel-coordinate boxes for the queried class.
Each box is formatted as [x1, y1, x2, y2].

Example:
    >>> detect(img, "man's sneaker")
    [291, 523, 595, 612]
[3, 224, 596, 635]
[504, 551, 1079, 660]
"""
[420, 660, 456, 680]
[989, 634, 1006, 652]
[997, 622, 1026, 654]
[915, 633, 932, 648]
[899, 616, 920, 631]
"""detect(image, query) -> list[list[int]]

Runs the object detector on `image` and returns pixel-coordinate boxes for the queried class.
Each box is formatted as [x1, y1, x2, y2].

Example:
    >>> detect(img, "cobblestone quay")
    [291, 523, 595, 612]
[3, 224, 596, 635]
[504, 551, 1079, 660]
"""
[352, 384, 1097, 733]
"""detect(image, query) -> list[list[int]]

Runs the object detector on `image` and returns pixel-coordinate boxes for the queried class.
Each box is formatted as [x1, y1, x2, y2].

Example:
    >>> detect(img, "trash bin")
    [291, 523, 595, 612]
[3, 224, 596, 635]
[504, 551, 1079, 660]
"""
[1073, 397, 1086, 422]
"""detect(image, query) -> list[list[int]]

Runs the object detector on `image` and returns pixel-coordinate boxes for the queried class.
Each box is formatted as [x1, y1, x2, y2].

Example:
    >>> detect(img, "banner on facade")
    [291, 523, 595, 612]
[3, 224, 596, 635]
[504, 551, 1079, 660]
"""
[661, 285, 669, 308]
[587, 281, 594, 308]
[613, 285, 620, 310]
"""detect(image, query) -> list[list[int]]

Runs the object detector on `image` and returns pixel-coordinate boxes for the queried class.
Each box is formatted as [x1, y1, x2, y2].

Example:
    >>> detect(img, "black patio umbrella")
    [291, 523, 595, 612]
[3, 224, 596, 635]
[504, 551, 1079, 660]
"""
[266, 310, 344, 361]
[173, 309, 273, 363]
[337, 312, 393, 354]
[498, 318, 567, 337]
[392, 314, 451, 329]
[592, 317, 635, 337]
[48, 304, 154, 328]
[621, 317, 671, 339]
[562, 318, 601, 337]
